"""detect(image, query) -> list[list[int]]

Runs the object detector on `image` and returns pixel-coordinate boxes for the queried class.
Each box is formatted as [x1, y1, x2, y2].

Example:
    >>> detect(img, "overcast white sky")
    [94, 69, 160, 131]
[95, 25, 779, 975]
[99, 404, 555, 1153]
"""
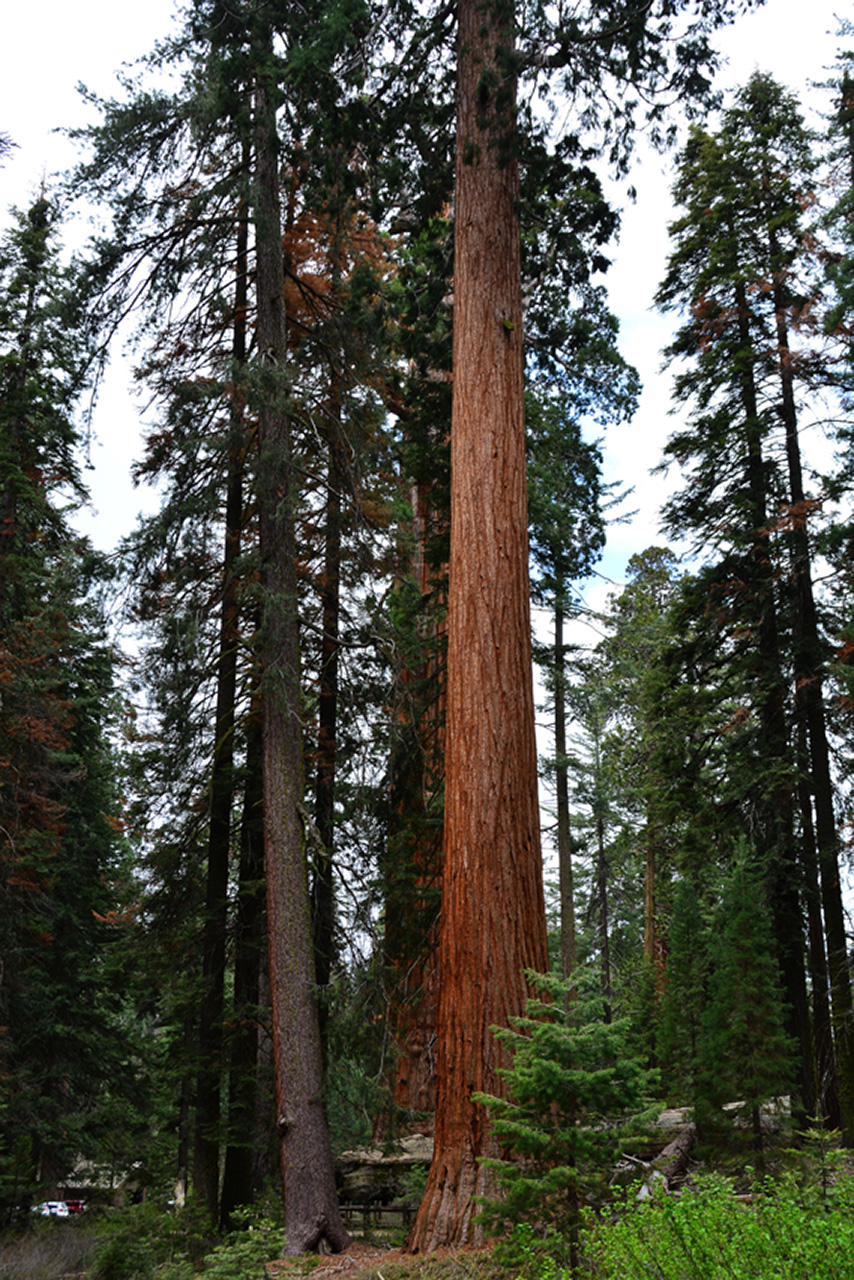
[0, 0, 847, 574]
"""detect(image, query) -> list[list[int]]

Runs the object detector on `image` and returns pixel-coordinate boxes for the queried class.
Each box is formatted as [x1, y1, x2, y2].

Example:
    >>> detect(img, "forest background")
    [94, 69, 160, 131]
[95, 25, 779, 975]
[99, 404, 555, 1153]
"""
[2, 0, 854, 1264]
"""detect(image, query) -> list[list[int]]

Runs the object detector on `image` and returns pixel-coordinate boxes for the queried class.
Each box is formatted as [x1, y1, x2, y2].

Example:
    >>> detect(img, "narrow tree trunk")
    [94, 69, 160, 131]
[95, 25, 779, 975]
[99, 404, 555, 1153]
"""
[193, 186, 249, 1228]
[221, 691, 266, 1225]
[554, 601, 577, 983]
[177, 1008, 194, 1206]
[797, 725, 840, 1129]
[644, 826, 656, 970]
[773, 285, 851, 1137]
[735, 278, 814, 1123]
[408, 0, 548, 1248]
[312, 380, 342, 1067]
[383, 475, 444, 1128]
[596, 810, 612, 1024]
[253, 62, 350, 1255]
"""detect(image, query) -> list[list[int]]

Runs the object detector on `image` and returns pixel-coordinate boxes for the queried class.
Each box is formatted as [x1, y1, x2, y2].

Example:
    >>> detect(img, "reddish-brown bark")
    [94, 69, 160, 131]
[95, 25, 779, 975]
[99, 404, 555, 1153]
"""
[408, 0, 548, 1249]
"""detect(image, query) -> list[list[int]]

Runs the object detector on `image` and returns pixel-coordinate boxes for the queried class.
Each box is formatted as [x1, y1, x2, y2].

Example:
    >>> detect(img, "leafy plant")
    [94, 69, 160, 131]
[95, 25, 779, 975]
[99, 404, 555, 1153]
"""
[91, 1200, 210, 1280]
[582, 1173, 854, 1279]
[176, 1215, 283, 1280]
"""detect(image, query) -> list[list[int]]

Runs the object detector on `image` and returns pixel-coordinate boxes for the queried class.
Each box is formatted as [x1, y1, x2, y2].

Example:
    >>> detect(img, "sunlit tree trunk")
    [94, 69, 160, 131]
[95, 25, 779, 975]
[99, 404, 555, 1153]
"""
[409, 0, 548, 1249]
[554, 601, 577, 982]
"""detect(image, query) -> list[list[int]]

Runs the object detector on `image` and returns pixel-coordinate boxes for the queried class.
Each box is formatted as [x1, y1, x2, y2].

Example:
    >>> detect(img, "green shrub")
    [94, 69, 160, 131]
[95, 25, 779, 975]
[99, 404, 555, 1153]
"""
[188, 1216, 283, 1280]
[90, 1200, 209, 1280]
[581, 1173, 854, 1279]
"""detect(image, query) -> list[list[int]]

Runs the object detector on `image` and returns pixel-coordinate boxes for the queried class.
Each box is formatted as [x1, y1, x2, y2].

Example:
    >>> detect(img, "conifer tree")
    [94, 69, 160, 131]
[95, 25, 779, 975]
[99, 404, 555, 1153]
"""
[74, 0, 396, 1234]
[0, 199, 138, 1216]
[659, 875, 710, 1108]
[409, 0, 762, 1245]
[699, 851, 795, 1158]
[656, 73, 850, 1136]
[527, 303, 638, 980]
[477, 969, 651, 1268]
[598, 548, 684, 987]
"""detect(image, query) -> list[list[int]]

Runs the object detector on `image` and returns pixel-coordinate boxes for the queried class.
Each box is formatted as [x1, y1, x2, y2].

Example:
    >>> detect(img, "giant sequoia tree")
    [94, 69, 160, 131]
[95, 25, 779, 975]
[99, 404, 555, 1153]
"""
[410, 0, 764, 1248]
[409, 0, 549, 1249]
[43, 0, 784, 1247]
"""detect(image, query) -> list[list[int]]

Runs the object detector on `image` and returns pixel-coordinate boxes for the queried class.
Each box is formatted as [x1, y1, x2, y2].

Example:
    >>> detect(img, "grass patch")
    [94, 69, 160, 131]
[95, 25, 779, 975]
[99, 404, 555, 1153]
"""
[0, 1219, 99, 1280]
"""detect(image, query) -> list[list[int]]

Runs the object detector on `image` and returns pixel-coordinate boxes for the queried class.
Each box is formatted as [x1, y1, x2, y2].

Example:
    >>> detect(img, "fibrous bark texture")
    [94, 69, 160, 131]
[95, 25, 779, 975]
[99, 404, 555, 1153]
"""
[254, 65, 350, 1256]
[408, 0, 548, 1249]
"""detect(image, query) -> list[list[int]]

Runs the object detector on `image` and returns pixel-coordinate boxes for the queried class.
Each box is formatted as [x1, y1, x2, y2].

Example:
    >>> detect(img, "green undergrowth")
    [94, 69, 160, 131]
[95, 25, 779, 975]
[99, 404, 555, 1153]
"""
[18, 1163, 854, 1280]
[89, 1199, 284, 1280]
[579, 1171, 854, 1278]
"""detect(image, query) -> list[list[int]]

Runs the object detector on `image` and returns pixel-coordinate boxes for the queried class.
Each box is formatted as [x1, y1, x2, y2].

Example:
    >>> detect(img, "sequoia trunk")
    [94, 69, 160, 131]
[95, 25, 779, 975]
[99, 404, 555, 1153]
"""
[408, 0, 548, 1249]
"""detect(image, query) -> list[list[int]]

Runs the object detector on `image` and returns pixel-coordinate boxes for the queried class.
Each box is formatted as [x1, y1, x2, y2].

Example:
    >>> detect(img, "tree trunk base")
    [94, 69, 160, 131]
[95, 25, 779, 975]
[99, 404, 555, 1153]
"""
[407, 1151, 492, 1252]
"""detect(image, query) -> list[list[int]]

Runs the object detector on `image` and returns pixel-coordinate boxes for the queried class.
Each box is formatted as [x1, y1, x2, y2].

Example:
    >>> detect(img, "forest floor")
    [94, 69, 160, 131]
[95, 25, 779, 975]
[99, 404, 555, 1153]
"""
[266, 1242, 501, 1280]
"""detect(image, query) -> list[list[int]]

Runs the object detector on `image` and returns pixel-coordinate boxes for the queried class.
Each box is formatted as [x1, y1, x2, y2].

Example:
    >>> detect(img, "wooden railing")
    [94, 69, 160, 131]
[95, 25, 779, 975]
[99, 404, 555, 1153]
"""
[339, 1202, 419, 1230]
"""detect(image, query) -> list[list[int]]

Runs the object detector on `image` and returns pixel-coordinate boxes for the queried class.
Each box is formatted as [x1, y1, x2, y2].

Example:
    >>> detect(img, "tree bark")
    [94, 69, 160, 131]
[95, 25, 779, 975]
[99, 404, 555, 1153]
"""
[312, 377, 342, 1069]
[796, 722, 840, 1129]
[408, 0, 548, 1249]
[253, 62, 350, 1255]
[596, 809, 612, 1025]
[384, 476, 444, 1127]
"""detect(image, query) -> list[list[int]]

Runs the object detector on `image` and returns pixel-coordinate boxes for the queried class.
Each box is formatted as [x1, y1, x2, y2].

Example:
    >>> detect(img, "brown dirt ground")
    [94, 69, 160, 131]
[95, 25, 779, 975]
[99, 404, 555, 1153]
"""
[265, 1242, 495, 1280]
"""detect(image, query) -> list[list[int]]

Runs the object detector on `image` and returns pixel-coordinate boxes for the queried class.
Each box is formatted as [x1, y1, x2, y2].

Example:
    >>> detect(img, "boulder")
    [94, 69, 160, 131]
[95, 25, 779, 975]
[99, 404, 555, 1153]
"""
[336, 1134, 433, 1205]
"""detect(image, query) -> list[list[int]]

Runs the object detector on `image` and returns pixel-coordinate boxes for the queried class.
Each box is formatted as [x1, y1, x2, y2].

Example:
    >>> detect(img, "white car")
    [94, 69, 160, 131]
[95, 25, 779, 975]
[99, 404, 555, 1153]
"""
[32, 1201, 70, 1218]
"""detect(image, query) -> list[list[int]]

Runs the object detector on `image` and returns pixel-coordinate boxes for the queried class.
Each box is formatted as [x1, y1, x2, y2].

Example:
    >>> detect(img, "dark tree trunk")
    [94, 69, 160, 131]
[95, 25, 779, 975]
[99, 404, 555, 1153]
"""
[735, 278, 814, 1123]
[253, 61, 350, 1255]
[193, 185, 249, 1228]
[312, 382, 342, 1067]
[383, 476, 444, 1127]
[221, 691, 266, 1225]
[177, 1009, 194, 1206]
[554, 601, 577, 983]
[409, 0, 548, 1248]
[773, 283, 850, 1135]
[797, 723, 840, 1129]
